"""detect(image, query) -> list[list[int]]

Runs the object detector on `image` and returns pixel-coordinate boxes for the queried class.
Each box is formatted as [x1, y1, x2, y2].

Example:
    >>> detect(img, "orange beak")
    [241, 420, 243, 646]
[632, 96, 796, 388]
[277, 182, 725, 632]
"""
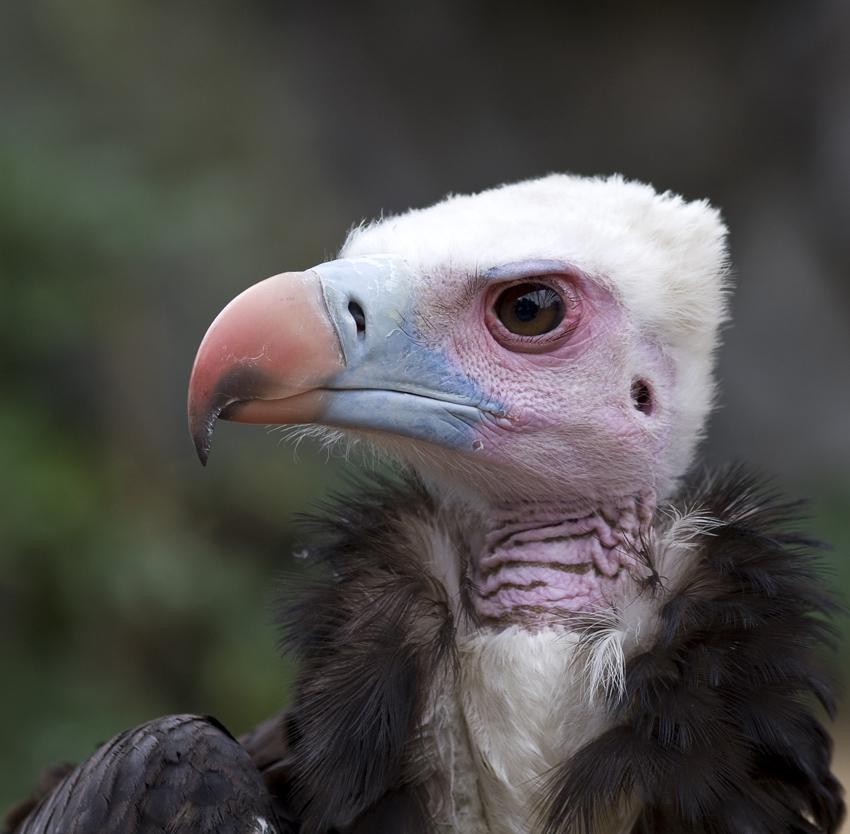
[187, 270, 344, 464]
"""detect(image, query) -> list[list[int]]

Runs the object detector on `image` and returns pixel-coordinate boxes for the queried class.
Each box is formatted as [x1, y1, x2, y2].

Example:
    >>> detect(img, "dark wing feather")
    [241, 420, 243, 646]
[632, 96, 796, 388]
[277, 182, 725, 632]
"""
[13, 715, 278, 834]
[542, 468, 845, 834]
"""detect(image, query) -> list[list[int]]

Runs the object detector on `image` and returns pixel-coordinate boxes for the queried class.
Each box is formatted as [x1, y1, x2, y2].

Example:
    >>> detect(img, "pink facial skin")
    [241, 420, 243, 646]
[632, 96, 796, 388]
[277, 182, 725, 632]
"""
[413, 262, 675, 509]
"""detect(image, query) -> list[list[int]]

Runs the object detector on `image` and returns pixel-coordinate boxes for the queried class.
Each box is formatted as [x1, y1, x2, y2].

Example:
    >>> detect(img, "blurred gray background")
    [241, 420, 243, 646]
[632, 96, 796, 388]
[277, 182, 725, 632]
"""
[1, 0, 849, 813]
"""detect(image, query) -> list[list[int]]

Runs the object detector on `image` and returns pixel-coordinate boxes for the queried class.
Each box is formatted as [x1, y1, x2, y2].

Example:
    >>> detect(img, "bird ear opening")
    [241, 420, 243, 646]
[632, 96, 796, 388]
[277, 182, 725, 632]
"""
[630, 379, 654, 415]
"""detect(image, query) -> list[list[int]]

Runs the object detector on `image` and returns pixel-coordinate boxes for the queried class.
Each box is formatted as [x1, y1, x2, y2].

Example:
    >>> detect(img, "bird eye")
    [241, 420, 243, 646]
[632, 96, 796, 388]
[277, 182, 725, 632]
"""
[494, 282, 566, 336]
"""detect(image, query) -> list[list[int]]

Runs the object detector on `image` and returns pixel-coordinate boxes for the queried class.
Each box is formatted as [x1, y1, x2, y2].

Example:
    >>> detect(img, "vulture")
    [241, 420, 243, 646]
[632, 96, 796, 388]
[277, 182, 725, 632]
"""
[5, 174, 845, 834]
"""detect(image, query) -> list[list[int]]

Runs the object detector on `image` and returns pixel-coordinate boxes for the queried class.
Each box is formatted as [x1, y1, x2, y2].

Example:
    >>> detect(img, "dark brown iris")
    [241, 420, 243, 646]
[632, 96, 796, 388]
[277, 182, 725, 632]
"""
[495, 282, 566, 336]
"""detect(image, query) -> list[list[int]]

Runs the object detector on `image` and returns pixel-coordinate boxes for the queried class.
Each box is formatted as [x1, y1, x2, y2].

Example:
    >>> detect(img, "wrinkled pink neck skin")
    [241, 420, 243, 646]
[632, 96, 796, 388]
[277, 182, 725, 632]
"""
[472, 492, 656, 627]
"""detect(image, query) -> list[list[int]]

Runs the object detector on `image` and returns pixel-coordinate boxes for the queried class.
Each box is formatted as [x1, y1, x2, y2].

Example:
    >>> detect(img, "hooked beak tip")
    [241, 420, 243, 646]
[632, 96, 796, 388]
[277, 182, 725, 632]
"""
[195, 433, 211, 467]
[188, 366, 277, 466]
[190, 403, 218, 467]
[189, 392, 239, 467]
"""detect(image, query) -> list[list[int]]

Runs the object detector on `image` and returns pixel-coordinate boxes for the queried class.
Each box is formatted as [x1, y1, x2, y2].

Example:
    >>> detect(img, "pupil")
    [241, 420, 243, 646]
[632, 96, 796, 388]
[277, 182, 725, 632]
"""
[514, 296, 539, 322]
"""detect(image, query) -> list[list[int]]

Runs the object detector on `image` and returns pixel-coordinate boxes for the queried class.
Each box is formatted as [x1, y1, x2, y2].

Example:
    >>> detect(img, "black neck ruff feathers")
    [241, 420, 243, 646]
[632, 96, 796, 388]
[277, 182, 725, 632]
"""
[275, 468, 845, 834]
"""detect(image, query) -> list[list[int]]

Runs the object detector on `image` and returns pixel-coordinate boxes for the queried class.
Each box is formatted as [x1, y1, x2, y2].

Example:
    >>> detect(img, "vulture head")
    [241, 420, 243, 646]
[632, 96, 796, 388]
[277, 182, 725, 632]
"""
[189, 175, 727, 629]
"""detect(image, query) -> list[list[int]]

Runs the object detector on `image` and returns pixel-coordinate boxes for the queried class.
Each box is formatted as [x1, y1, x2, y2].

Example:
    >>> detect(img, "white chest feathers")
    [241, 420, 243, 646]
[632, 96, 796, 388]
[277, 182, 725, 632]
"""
[420, 627, 632, 834]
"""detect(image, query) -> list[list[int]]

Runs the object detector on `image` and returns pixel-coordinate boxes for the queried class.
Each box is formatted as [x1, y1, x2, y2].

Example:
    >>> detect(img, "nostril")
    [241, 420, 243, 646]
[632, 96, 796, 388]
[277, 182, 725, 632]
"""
[631, 379, 653, 415]
[348, 301, 366, 339]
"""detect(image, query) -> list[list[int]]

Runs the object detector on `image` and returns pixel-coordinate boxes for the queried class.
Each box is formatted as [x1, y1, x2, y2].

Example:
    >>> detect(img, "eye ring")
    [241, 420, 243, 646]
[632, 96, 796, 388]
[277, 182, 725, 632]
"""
[486, 278, 578, 353]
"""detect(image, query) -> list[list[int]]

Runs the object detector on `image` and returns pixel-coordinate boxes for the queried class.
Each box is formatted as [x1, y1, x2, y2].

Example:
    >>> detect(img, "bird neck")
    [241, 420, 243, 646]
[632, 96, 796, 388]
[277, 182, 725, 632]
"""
[469, 492, 657, 629]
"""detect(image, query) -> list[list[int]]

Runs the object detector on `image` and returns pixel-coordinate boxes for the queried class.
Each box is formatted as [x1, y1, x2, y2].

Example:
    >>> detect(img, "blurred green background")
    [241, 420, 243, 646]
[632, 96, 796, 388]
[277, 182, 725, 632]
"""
[1, 0, 849, 813]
